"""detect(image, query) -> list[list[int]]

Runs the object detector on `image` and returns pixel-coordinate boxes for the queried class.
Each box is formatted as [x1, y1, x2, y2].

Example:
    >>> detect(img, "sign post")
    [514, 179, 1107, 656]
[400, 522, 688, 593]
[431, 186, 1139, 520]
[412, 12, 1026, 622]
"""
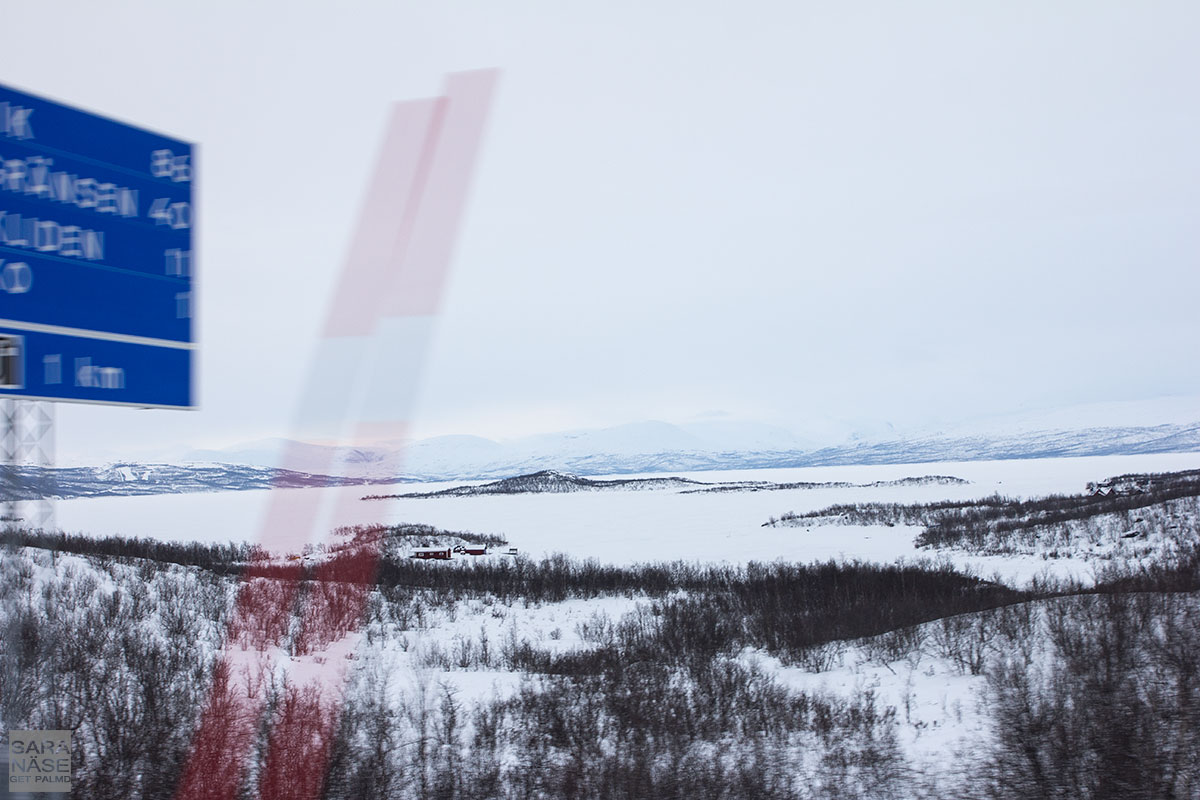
[0, 82, 195, 409]
[0, 82, 194, 530]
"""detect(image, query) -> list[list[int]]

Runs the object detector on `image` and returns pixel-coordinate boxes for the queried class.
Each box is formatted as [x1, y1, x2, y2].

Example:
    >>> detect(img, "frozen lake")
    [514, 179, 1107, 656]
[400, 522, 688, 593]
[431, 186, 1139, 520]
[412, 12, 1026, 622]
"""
[55, 452, 1200, 585]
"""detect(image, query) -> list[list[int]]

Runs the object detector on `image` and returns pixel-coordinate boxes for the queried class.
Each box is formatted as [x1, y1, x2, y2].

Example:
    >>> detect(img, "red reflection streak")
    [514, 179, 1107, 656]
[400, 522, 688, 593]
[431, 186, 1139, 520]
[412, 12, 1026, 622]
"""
[173, 71, 497, 800]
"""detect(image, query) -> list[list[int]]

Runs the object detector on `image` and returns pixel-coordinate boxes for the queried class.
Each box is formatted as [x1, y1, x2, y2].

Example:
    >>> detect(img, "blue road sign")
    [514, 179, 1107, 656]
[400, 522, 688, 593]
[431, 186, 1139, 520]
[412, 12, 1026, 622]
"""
[0, 83, 194, 408]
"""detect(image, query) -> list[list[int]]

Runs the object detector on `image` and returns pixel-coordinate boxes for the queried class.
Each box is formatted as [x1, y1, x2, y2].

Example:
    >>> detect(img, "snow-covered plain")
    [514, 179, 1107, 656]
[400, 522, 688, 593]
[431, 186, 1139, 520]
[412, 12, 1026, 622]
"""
[55, 452, 1200, 587]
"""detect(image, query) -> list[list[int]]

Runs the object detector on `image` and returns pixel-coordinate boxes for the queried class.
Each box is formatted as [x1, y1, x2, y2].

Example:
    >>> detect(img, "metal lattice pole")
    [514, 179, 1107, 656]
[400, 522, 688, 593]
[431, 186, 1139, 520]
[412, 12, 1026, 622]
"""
[0, 399, 55, 530]
[21, 401, 54, 529]
[0, 398, 16, 527]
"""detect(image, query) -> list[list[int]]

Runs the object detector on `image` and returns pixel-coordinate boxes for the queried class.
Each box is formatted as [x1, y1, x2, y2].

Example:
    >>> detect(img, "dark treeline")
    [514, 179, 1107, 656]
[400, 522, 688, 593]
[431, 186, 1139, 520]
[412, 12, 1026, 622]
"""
[0, 523, 504, 578]
[376, 552, 709, 602]
[11, 525, 1199, 665]
[16, 523, 1009, 618]
[380, 550, 1196, 670]
[425, 559, 1023, 670]
[375, 548, 1018, 609]
[474, 566, 1019, 676]
[645, 560, 1019, 666]
[9, 525, 1036, 676]
[1, 528, 254, 574]
[776, 495, 1005, 528]
[774, 467, 1200, 551]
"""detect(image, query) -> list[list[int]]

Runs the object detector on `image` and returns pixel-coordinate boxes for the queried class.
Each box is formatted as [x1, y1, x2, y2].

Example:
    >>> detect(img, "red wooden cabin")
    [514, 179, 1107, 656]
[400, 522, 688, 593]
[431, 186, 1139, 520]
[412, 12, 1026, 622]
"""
[411, 547, 452, 560]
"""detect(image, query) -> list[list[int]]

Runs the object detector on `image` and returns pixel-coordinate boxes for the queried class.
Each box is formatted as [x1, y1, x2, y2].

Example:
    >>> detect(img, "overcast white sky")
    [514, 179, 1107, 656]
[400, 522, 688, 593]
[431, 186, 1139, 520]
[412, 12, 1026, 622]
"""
[3, 1, 1198, 461]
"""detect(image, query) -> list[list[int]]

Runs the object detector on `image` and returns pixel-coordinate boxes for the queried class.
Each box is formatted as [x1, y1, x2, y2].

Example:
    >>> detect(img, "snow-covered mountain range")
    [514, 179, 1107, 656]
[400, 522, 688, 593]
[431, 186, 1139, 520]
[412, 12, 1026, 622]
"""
[178, 418, 1200, 484]
[14, 397, 1199, 497]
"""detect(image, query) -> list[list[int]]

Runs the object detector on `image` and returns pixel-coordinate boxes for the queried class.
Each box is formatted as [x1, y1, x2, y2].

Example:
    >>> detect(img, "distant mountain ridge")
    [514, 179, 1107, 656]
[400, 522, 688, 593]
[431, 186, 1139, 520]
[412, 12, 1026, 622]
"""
[180, 420, 1200, 482]
[0, 462, 396, 501]
[19, 400, 1200, 498]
